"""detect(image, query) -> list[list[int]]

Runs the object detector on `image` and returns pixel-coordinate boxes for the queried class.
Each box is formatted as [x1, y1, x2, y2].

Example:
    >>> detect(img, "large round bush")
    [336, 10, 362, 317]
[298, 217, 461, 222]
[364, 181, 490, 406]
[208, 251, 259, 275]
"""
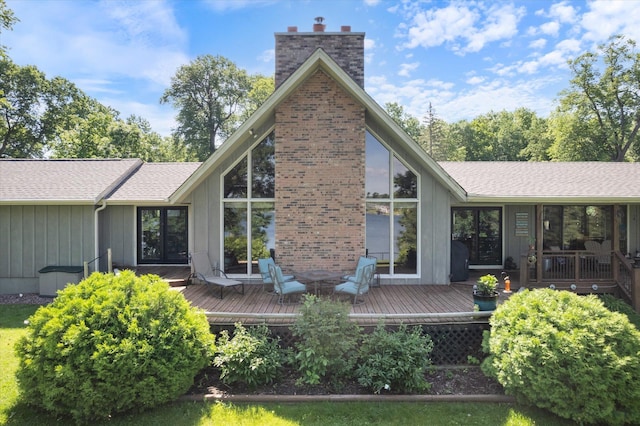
[482, 289, 640, 425]
[15, 271, 215, 423]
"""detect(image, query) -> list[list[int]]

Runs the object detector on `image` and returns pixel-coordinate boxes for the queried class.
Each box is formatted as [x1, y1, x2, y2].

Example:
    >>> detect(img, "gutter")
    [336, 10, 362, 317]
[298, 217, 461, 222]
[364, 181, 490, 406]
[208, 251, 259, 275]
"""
[94, 200, 108, 272]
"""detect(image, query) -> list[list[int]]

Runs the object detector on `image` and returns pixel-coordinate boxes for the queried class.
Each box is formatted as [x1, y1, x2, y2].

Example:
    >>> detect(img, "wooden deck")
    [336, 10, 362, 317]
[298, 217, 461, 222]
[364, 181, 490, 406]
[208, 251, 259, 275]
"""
[130, 265, 522, 326]
[174, 280, 512, 326]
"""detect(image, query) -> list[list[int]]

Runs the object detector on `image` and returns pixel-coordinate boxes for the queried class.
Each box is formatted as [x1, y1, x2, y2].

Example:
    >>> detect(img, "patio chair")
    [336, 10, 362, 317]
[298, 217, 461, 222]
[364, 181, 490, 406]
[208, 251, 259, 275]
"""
[258, 257, 294, 292]
[189, 251, 244, 299]
[268, 263, 307, 304]
[334, 263, 375, 304]
[343, 256, 379, 287]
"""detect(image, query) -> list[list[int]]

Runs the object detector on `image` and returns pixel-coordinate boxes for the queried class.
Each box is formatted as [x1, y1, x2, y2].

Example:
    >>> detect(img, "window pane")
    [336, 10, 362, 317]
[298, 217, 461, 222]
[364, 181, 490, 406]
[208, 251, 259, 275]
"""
[165, 208, 188, 262]
[452, 207, 502, 265]
[251, 202, 275, 274]
[393, 156, 417, 198]
[394, 204, 417, 274]
[366, 132, 390, 198]
[140, 208, 161, 261]
[224, 203, 247, 273]
[252, 134, 275, 198]
[224, 157, 248, 198]
[366, 202, 391, 274]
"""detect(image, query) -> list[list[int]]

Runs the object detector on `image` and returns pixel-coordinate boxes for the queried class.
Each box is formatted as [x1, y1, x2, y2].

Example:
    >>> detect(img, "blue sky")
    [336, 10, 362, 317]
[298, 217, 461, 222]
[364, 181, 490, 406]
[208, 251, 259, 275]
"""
[4, 0, 640, 137]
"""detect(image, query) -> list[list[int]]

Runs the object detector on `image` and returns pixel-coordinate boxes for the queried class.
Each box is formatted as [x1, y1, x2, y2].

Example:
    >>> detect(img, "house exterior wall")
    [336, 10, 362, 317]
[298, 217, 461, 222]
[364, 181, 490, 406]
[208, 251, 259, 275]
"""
[275, 70, 366, 272]
[0, 205, 94, 294]
[99, 205, 136, 268]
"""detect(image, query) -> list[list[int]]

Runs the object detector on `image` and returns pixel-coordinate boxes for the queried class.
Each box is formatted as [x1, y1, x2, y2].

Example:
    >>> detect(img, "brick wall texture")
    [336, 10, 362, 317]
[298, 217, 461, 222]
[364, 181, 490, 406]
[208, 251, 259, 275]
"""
[275, 32, 365, 88]
[275, 70, 366, 272]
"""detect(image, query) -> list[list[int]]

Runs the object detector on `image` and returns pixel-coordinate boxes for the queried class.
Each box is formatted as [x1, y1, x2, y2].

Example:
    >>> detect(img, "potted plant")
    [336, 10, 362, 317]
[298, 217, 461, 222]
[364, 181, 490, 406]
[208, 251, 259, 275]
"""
[473, 273, 499, 311]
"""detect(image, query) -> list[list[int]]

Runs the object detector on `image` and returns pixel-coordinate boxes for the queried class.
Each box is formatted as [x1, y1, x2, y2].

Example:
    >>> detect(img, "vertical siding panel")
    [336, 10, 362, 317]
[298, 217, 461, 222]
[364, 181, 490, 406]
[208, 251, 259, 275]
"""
[0, 206, 9, 277]
[46, 206, 59, 266]
[34, 205, 47, 271]
[10, 206, 23, 277]
[22, 206, 35, 277]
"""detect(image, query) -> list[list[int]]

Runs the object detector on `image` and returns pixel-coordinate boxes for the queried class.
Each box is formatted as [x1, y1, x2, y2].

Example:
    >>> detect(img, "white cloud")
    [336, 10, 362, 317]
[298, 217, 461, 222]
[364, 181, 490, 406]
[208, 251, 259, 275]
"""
[258, 49, 275, 63]
[548, 1, 579, 24]
[363, 0, 381, 6]
[400, 2, 525, 54]
[529, 38, 547, 49]
[466, 76, 485, 85]
[398, 62, 420, 77]
[539, 21, 560, 37]
[580, 0, 640, 43]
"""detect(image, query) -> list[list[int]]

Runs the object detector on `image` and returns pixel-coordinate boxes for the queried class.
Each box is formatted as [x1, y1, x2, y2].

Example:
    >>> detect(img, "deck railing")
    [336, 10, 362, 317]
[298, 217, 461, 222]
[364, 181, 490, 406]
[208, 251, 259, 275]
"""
[520, 249, 640, 312]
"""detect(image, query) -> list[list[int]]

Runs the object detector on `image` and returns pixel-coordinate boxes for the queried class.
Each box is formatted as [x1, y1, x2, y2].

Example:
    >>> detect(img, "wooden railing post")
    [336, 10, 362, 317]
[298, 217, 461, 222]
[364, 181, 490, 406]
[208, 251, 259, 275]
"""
[633, 268, 640, 312]
[83, 261, 89, 279]
[520, 255, 529, 288]
[107, 248, 113, 273]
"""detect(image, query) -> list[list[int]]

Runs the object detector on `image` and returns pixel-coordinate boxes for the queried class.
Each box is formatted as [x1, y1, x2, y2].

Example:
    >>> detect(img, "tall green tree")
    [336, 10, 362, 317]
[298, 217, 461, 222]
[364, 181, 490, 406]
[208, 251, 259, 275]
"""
[384, 102, 424, 141]
[0, 60, 83, 158]
[554, 35, 640, 161]
[160, 55, 252, 160]
[0, 0, 17, 58]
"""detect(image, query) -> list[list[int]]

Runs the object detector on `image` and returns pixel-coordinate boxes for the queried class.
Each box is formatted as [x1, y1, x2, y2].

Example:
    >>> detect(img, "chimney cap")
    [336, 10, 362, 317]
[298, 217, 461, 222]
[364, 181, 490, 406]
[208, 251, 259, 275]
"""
[315, 17, 325, 24]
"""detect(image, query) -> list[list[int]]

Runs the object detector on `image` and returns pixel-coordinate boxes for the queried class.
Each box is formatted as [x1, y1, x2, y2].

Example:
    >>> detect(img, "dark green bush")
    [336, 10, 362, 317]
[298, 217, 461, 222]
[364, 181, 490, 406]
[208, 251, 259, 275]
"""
[599, 293, 640, 329]
[482, 289, 640, 425]
[291, 294, 361, 388]
[214, 322, 281, 388]
[15, 271, 215, 423]
[356, 323, 433, 394]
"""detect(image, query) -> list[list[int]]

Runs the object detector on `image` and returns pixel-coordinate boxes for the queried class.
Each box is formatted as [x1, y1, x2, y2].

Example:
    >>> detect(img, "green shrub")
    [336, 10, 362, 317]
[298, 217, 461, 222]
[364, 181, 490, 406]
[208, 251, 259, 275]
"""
[214, 323, 281, 388]
[291, 294, 361, 388]
[15, 271, 215, 423]
[482, 289, 640, 425]
[356, 323, 433, 394]
[599, 293, 640, 329]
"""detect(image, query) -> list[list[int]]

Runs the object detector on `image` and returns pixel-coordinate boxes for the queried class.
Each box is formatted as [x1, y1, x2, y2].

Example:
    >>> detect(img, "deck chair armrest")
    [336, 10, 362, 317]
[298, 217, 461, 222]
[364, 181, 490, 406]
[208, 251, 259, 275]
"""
[212, 267, 230, 278]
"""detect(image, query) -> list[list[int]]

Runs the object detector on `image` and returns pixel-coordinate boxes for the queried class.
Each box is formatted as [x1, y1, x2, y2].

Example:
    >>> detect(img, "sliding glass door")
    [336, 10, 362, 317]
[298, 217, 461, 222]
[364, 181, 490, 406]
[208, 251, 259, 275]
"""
[137, 207, 188, 264]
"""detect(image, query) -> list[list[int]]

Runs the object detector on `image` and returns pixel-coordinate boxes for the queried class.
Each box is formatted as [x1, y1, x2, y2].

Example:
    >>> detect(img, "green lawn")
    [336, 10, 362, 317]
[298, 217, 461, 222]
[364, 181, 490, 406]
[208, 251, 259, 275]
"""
[0, 304, 575, 426]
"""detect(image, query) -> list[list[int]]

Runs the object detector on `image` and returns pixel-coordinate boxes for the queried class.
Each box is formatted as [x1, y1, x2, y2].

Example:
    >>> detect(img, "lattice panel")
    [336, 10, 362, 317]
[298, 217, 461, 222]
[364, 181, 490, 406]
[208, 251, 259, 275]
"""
[210, 323, 488, 366]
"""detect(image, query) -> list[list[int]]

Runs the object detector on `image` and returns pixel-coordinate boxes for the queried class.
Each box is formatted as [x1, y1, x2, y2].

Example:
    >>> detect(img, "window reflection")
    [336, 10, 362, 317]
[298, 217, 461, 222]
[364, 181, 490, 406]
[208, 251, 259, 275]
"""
[223, 203, 247, 273]
[224, 157, 247, 198]
[252, 134, 275, 198]
[365, 131, 418, 275]
[223, 133, 276, 275]
[365, 132, 390, 198]
[395, 205, 417, 274]
[393, 156, 417, 198]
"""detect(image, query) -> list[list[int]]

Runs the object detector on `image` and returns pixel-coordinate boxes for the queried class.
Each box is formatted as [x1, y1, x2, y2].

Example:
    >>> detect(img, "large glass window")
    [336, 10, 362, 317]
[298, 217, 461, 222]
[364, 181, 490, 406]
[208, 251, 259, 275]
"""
[543, 205, 624, 252]
[365, 131, 418, 275]
[137, 207, 188, 264]
[452, 207, 502, 265]
[223, 133, 275, 275]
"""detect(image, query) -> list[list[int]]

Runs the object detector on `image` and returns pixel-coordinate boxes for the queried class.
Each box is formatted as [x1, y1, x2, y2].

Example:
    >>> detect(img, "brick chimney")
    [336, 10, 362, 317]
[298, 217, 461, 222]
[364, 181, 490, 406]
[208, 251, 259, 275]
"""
[273, 19, 367, 273]
[274, 19, 365, 88]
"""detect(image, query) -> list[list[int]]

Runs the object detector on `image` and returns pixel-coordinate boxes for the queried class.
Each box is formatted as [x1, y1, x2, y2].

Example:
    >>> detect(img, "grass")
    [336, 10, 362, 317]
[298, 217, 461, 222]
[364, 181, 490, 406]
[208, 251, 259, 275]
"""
[0, 304, 576, 426]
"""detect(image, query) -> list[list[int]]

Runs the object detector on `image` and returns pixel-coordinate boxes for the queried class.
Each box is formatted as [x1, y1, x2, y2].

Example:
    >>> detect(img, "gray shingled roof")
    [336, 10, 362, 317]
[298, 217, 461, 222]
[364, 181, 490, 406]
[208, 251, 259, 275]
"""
[0, 159, 142, 204]
[439, 161, 640, 202]
[107, 162, 201, 202]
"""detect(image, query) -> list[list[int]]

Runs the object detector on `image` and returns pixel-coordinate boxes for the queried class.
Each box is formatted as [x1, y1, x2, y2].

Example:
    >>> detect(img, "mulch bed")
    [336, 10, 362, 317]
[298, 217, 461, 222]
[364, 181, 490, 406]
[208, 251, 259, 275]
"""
[190, 364, 504, 397]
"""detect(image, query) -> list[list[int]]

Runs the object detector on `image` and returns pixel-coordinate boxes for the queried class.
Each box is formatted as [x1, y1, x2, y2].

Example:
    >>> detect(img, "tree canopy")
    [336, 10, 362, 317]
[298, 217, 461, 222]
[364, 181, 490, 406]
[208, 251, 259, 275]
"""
[160, 55, 256, 160]
[555, 35, 640, 161]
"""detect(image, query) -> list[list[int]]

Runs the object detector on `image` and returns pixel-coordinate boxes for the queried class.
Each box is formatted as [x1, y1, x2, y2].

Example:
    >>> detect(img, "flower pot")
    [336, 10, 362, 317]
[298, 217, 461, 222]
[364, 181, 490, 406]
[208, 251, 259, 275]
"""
[473, 292, 499, 311]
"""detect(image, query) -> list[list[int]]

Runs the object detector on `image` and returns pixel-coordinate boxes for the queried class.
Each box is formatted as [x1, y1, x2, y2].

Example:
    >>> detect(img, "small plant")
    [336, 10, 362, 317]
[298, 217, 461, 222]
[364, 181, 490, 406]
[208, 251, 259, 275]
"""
[356, 322, 433, 394]
[466, 355, 480, 365]
[214, 323, 282, 388]
[475, 274, 498, 296]
[291, 294, 361, 388]
[14, 271, 215, 423]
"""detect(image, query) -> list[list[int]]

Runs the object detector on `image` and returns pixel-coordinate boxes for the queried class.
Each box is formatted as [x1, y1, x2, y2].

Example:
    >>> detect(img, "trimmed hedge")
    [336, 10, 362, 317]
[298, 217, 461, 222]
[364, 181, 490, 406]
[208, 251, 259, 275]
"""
[15, 271, 215, 423]
[482, 289, 640, 425]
